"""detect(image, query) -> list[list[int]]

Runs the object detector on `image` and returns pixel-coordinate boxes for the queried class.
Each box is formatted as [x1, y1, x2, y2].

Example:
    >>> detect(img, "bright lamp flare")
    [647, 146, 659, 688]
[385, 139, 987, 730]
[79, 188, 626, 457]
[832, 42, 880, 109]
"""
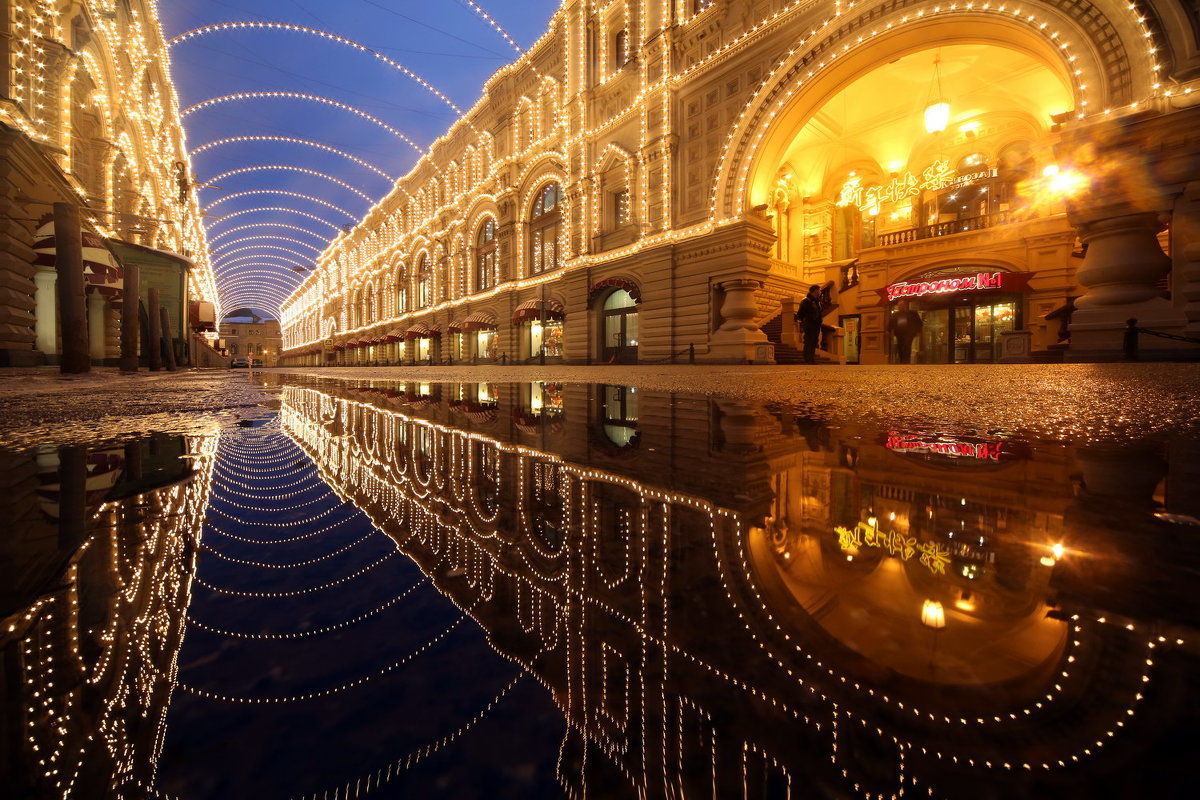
[924, 101, 951, 133]
[1043, 165, 1088, 197]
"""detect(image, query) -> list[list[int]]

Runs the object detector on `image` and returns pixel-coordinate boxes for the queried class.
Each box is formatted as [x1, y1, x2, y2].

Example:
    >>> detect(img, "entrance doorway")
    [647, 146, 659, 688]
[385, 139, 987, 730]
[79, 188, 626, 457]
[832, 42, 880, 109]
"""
[912, 296, 1019, 363]
[601, 289, 639, 363]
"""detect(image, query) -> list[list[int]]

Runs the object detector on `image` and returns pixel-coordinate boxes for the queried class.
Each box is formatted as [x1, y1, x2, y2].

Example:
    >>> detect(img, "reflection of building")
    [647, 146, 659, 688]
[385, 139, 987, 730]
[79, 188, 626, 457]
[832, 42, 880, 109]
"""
[280, 2, 1200, 366]
[276, 376, 1199, 798]
[0, 435, 216, 796]
[0, 1, 220, 367]
[219, 311, 283, 364]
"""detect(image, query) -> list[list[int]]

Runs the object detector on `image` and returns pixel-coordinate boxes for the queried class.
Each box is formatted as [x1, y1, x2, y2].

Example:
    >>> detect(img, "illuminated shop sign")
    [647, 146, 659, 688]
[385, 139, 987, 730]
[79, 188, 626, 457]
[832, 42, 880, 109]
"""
[880, 271, 1032, 303]
[835, 521, 951, 574]
[886, 433, 1005, 460]
[837, 160, 998, 212]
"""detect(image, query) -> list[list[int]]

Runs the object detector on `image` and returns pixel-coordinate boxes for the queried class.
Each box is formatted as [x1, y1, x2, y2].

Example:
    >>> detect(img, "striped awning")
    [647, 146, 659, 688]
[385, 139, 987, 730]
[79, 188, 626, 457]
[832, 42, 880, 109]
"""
[459, 311, 497, 331]
[403, 323, 439, 341]
[381, 326, 405, 343]
[512, 298, 565, 323]
[33, 215, 124, 299]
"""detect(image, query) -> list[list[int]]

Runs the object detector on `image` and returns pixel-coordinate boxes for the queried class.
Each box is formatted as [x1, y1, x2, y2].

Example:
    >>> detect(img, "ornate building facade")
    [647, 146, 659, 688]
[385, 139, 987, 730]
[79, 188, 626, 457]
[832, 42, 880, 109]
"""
[0, 0, 219, 366]
[279, 0, 1200, 366]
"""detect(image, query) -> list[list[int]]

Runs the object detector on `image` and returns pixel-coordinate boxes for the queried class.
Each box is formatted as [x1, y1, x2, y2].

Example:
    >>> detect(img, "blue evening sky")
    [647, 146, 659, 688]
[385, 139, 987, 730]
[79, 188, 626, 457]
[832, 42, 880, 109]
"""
[162, 0, 561, 317]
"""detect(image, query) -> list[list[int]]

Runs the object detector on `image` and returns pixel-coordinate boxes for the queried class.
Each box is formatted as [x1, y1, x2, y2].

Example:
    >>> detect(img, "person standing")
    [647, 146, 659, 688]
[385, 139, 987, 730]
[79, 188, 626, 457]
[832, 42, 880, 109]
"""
[795, 285, 824, 364]
[891, 300, 923, 363]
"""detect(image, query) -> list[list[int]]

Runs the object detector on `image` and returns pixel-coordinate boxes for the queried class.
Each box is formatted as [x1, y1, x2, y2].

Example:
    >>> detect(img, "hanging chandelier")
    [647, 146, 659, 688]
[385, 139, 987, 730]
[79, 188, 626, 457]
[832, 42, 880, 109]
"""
[924, 53, 950, 133]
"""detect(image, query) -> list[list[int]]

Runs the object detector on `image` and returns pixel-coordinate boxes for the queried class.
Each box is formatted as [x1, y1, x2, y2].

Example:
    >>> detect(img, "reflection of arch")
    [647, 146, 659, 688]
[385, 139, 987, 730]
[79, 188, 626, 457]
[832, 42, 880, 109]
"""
[713, 5, 1154, 218]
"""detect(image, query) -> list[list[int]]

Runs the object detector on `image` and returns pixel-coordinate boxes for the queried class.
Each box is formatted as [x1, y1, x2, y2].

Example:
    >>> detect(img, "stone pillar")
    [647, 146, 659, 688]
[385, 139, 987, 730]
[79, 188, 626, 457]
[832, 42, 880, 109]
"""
[120, 263, 139, 372]
[34, 270, 57, 355]
[147, 287, 163, 371]
[159, 305, 177, 371]
[1067, 212, 1183, 358]
[87, 293, 105, 361]
[707, 279, 774, 363]
[1175, 181, 1200, 338]
[0, 151, 40, 365]
[54, 202, 89, 373]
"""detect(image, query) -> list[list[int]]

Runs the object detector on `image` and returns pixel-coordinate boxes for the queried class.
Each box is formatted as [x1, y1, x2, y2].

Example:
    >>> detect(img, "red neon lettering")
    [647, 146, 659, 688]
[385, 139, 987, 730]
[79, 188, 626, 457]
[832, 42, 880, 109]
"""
[885, 272, 1006, 301]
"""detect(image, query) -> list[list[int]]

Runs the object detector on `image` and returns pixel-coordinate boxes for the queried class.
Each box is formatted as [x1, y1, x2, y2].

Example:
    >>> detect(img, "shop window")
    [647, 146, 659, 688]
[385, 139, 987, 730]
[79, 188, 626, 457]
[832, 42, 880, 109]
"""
[526, 317, 564, 359]
[529, 183, 561, 274]
[476, 219, 497, 291]
[475, 328, 497, 360]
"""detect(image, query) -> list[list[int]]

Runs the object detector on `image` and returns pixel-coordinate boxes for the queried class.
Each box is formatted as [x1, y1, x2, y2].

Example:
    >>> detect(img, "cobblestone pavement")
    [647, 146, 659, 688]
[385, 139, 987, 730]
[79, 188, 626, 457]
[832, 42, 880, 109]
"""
[1, 362, 1198, 448]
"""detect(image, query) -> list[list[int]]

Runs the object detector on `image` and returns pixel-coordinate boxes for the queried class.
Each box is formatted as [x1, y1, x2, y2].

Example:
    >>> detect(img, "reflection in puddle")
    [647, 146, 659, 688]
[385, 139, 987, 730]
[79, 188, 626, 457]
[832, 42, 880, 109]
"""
[2, 378, 1197, 798]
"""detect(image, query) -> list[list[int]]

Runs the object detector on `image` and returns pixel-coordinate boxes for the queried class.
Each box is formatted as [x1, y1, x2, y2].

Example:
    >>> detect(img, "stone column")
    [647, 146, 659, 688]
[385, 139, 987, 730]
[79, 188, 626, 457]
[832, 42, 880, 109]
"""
[1067, 212, 1184, 358]
[1175, 181, 1200, 338]
[147, 287, 163, 371]
[707, 278, 773, 363]
[54, 202, 89, 373]
[120, 263, 139, 372]
[159, 305, 177, 371]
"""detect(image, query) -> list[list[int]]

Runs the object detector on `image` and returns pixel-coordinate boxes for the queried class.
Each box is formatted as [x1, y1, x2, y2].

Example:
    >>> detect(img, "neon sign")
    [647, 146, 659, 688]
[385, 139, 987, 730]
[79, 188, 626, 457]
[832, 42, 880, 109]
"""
[886, 434, 1005, 460]
[835, 521, 952, 574]
[886, 271, 1002, 301]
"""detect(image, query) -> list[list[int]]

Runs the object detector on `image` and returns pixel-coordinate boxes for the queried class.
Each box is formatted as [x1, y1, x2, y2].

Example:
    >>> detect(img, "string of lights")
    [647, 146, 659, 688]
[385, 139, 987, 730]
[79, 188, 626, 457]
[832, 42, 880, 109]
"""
[193, 550, 400, 598]
[174, 615, 467, 703]
[182, 91, 423, 152]
[186, 577, 429, 639]
[190, 135, 395, 181]
[205, 190, 359, 219]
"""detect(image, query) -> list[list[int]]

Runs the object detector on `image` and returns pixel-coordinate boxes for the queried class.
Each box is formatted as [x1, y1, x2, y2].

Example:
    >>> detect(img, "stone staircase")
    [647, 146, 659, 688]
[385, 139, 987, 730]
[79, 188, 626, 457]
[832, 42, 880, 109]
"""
[761, 313, 839, 364]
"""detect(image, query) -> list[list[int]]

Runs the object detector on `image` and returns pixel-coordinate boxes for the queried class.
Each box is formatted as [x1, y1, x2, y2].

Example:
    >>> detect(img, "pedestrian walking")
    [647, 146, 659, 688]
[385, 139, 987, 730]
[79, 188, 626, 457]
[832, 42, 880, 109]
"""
[795, 285, 824, 364]
[891, 300, 923, 364]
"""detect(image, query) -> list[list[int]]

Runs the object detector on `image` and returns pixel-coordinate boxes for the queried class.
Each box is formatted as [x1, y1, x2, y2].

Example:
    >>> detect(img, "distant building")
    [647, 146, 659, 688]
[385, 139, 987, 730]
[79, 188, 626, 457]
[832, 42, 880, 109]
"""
[221, 312, 282, 365]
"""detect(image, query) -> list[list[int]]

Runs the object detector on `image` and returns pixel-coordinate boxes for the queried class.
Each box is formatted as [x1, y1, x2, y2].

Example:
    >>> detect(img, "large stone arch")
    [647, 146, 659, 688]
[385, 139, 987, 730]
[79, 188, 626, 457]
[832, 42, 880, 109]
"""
[712, 1, 1159, 219]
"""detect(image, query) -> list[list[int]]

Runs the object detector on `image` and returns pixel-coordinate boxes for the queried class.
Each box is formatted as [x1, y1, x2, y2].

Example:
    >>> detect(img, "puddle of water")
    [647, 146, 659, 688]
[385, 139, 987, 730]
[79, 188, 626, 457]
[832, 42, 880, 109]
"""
[3, 376, 1198, 799]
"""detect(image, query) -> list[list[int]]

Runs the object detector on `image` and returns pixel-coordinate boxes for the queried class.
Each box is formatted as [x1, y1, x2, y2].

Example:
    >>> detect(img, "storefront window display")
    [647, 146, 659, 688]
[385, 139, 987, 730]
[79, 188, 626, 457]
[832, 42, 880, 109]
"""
[475, 328, 497, 360]
[527, 319, 564, 359]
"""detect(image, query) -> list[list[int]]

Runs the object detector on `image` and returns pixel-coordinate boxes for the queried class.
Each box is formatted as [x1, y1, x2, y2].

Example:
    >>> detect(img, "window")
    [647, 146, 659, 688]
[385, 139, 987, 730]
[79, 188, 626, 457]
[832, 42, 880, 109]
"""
[476, 219, 497, 291]
[395, 269, 408, 313]
[529, 183, 561, 275]
[612, 189, 631, 228]
[614, 29, 628, 67]
[417, 254, 432, 308]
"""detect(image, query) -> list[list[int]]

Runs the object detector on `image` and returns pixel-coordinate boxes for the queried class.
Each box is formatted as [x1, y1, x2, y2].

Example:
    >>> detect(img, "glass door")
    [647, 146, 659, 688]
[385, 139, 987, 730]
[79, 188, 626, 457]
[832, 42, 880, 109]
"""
[952, 307, 973, 363]
[917, 309, 948, 364]
[974, 301, 1017, 362]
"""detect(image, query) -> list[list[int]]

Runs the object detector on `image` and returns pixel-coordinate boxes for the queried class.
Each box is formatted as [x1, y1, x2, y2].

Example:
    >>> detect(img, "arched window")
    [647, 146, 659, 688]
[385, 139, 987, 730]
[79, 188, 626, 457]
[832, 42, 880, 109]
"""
[476, 219, 497, 291]
[417, 254, 432, 308]
[529, 183, 561, 275]
[365, 286, 375, 324]
[395, 268, 409, 313]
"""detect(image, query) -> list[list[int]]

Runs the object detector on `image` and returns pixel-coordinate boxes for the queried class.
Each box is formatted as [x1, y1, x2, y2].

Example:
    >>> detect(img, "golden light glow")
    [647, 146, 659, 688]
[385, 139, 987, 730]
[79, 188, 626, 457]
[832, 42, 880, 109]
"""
[924, 101, 950, 133]
[921, 599, 947, 630]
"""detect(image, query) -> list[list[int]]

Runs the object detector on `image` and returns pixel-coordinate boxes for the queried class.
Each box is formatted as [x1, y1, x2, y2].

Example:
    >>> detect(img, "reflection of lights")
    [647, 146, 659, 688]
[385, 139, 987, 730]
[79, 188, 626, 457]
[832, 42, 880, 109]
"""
[921, 599, 946, 629]
[867, 515, 878, 528]
[888, 511, 896, 522]
[1041, 541, 1067, 567]
[954, 592, 976, 611]
[1052, 542, 1065, 560]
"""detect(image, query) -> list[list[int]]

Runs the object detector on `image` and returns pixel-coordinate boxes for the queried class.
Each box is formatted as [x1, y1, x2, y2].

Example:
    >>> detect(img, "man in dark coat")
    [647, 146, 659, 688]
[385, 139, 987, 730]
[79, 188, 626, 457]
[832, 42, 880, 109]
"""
[891, 300, 923, 363]
[795, 285, 824, 364]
